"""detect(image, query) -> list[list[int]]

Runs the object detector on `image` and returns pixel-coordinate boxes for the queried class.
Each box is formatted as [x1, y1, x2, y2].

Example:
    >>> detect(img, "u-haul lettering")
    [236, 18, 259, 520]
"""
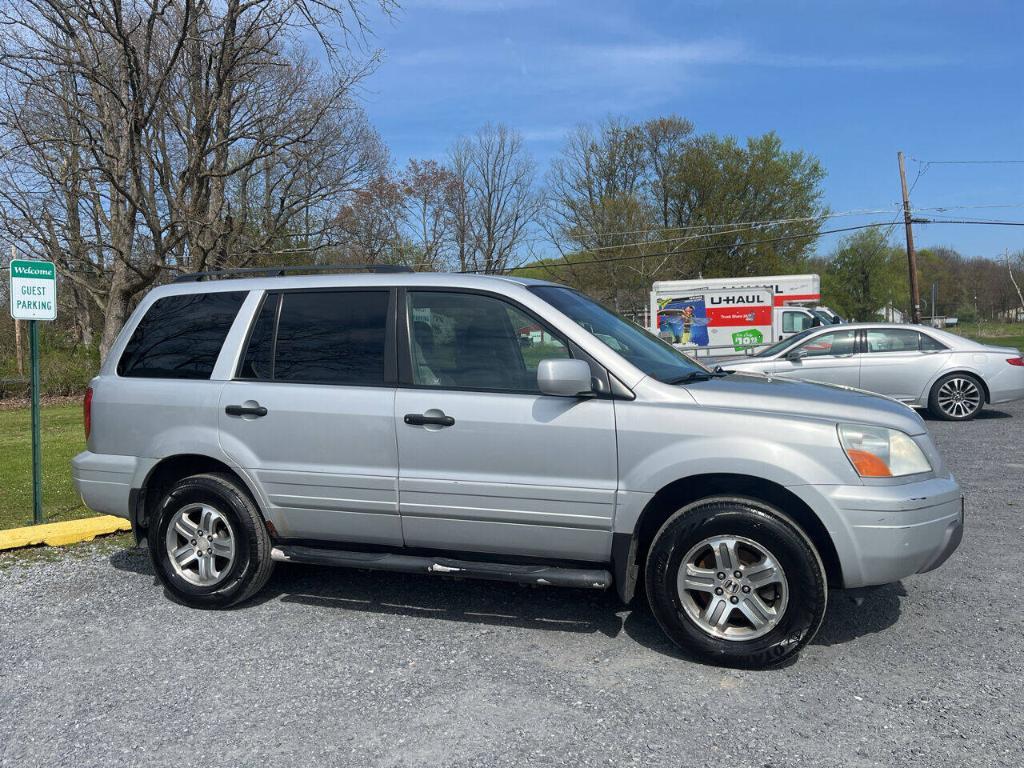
[709, 293, 767, 305]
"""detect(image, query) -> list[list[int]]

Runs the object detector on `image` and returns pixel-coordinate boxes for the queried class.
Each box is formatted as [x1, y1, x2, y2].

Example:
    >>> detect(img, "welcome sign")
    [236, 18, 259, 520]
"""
[9, 260, 57, 321]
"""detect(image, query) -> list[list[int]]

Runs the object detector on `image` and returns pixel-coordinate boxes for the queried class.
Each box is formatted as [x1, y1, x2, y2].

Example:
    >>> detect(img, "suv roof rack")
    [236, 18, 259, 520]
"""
[172, 263, 414, 283]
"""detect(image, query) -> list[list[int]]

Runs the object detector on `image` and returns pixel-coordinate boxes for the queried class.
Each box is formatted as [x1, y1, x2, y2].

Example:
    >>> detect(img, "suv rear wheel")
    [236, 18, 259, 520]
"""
[150, 472, 274, 608]
[644, 497, 827, 668]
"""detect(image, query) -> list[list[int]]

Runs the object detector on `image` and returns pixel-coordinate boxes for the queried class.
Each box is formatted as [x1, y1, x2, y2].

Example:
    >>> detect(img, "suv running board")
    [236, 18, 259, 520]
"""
[271, 545, 612, 590]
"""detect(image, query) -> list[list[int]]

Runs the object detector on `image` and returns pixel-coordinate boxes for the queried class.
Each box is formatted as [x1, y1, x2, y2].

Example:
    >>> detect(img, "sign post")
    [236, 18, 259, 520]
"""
[9, 259, 57, 525]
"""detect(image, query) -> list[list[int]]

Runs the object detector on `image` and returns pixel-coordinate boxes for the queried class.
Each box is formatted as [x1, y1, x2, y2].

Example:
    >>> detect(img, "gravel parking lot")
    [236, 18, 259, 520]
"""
[1, 402, 1022, 768]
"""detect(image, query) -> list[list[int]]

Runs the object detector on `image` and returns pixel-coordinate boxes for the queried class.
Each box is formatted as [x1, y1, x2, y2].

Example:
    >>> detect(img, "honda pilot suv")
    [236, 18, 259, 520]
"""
[72, 268, 964, 667]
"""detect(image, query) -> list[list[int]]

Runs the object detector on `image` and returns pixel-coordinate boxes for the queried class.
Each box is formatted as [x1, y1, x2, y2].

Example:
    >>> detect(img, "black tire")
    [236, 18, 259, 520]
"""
[645, 496, 827, 668]
[149, 472, 274, 608]
[928, 372, 985, 421]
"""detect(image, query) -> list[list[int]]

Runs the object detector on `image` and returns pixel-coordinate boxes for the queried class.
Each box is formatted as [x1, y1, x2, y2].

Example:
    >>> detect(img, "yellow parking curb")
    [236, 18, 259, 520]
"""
[0, 515, 131, 551]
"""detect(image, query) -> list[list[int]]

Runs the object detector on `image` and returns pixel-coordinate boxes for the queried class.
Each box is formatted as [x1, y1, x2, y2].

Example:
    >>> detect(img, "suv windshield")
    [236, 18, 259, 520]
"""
[530, 286, 708, 382]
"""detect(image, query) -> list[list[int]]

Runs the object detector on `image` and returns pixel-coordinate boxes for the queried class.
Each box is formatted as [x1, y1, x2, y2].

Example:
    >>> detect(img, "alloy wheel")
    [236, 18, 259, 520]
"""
[164, 503, 236, 587]
[937, 377, 982, 419]
[676, 535, 789, 641]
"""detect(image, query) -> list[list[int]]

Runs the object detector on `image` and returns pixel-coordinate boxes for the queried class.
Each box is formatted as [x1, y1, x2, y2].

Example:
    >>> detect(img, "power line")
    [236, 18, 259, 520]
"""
[544, 216, 896, 258]
[546, 207, 901, 241]
[912, 218, 1024, 226]
[465, 221, 893, 275]
[918, 202, 1024, 212]
[545, 202, 1024, 243]
[910, 158, 1024, 165]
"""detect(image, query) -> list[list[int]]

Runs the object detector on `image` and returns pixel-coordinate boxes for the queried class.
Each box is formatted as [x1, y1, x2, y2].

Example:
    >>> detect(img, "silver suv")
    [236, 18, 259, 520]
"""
[72, 269, 963, 667]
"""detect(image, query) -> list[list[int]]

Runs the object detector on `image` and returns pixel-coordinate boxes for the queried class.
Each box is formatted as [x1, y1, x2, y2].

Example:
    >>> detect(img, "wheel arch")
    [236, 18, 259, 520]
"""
[131, 454, 268, 546]
[612, 473, 843, 603]
[926, 368, 990, 404]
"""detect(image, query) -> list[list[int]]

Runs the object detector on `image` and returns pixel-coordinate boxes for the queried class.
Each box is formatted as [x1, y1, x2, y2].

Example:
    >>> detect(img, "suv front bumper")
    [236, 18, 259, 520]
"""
[790, 476, 964, 589]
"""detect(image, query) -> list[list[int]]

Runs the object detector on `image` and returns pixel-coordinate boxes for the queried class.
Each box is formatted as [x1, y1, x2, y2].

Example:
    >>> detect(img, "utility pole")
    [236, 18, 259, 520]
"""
[898, 151, 922, 324]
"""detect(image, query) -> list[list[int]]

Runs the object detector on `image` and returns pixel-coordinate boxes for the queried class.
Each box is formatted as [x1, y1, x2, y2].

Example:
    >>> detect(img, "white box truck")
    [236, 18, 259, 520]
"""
[650, 274, 827, 352]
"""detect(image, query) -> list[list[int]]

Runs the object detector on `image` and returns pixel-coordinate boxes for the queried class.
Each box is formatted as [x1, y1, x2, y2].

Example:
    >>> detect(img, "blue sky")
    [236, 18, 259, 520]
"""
[357, 0, 1023, 259]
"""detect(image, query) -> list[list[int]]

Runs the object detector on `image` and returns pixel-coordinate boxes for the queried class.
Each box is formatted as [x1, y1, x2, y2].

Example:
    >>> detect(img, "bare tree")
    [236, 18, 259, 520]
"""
[400, 158, 459, 271]
[641, 115, 694, 229]
[0, 0, 395, 358]
[450, 124, 540, 274]
[334, 174, 408, 265]
[542, 120, 666, 309]
[1008, 250, 1024, 318]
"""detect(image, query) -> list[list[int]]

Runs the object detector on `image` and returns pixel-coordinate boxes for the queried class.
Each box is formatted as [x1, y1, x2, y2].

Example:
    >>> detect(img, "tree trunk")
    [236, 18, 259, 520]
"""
[72, 284, 94, 347]
[99, 277, 132, 361]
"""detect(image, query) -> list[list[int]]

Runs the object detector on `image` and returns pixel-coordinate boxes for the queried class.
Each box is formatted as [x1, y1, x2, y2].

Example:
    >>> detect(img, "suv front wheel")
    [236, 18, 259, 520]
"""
[150, 472, 274, 608]
[645, 497, 827, 668]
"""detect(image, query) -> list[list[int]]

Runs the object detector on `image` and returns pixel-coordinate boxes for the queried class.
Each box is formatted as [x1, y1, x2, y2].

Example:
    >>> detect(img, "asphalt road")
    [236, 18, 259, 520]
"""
[2, 403, 1022, 768]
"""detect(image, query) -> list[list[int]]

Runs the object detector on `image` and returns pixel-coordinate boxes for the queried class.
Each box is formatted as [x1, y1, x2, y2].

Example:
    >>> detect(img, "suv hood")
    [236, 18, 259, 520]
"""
[681, 372, 928, 436]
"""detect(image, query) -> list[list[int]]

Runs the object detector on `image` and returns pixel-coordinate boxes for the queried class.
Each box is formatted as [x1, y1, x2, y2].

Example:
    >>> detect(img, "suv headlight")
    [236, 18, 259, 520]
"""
[837, 424, 932, 478]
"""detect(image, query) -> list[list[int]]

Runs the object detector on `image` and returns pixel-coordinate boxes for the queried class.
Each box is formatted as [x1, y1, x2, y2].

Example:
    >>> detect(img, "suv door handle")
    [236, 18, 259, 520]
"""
[404, 413, 455, 427]
[225, 404, 268, 417]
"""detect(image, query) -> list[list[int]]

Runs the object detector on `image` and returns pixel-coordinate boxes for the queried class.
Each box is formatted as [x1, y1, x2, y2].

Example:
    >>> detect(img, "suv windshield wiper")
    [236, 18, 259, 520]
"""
[664, 370, 727, 385]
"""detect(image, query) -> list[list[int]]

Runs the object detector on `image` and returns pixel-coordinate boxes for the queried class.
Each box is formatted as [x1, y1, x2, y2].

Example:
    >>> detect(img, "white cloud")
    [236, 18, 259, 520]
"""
[568, 39, 954, 71]
[569, 38, 746, 67]
[389, 47, 465, 66]
[758, 52, 955, 70]
[520, 126, 569, 142]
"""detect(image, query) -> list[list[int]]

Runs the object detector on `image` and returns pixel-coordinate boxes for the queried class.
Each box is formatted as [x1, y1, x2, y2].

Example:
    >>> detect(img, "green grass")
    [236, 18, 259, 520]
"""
[955, 323, 1024, 351]
[0, 404, 90, 530]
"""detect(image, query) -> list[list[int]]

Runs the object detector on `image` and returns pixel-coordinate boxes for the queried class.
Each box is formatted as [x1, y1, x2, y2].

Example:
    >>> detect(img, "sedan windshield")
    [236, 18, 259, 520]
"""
[530, 286, 708, 382]
[754, 328, 818, 357]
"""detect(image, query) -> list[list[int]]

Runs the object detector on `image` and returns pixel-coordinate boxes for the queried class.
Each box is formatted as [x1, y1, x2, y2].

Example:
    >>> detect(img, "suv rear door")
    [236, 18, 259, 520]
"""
[394, 289, 617, 562]
[98, 289, 247, 459]
[218, 288, 403, 545]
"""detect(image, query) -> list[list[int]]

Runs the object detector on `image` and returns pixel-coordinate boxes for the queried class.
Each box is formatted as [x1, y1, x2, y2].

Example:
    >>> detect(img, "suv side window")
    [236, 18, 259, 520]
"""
[407, 291, 568, 391]
[867, 328, 928, 353]
[795, 329, 857, 358]
[117, 291, 246, 379]
[239, 290, 389, 386]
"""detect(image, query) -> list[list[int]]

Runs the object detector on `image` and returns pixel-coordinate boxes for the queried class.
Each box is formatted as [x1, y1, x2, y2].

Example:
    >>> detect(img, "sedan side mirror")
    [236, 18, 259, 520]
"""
[537, 359, 593, 397]
[786, 348, 808, 361]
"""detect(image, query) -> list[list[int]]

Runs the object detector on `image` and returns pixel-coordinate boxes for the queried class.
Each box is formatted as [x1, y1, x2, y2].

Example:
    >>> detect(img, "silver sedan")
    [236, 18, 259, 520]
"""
[725, 323, 1024, 420]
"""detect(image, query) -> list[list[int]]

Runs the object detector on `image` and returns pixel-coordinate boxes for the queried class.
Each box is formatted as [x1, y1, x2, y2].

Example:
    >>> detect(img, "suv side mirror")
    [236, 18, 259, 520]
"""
[537, 359, 593, 397]
[786, 348, 808, 361]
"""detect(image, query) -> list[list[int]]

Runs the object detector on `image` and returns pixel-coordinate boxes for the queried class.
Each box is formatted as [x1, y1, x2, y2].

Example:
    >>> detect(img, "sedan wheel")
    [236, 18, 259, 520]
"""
[930, 374, 983, 421]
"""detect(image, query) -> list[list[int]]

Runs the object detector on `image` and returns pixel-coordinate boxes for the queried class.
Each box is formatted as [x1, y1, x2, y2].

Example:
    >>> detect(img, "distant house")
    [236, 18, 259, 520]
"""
[996, 307, 1024, 322]
[876, 303, 906, 323]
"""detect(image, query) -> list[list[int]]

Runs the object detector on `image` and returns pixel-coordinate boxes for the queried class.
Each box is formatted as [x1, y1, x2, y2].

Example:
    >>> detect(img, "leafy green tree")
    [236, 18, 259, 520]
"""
[824, 229, 907, 321]
[540, 117, 828, 310]
[662, 132, 827, 278]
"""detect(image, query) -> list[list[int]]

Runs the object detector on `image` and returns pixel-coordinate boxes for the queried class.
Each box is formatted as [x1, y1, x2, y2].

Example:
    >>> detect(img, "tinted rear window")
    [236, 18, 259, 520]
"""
[117, 292, 245, 379]
[239, 290, 389, 386]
